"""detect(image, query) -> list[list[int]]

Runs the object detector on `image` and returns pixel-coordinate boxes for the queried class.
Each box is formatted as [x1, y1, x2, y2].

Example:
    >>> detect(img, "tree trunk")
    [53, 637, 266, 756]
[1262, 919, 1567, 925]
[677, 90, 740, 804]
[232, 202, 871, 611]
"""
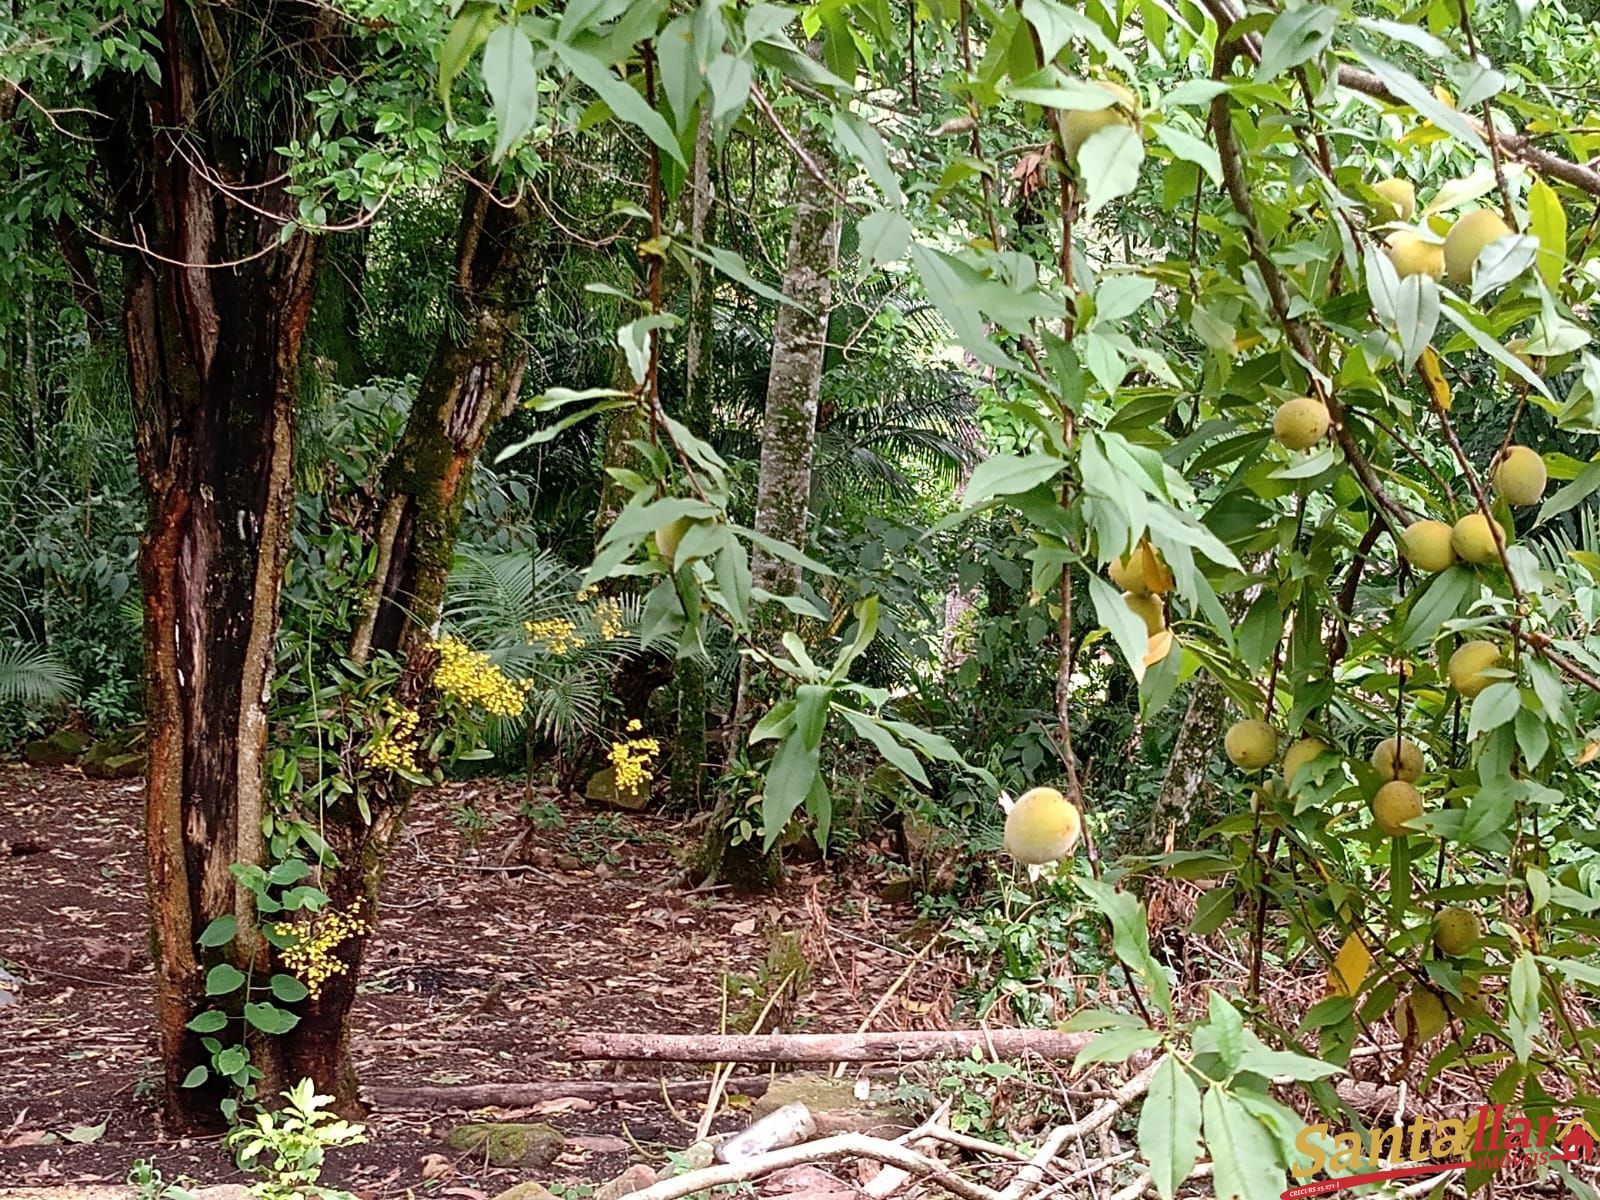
[302, 187, 534, 1108]
[748, 129, 840, 596]
[91, 3, 332, 1131]
[698, 117, 840, 888]
[1141, 672, 1225, 853]
[671, 114, 716, 811]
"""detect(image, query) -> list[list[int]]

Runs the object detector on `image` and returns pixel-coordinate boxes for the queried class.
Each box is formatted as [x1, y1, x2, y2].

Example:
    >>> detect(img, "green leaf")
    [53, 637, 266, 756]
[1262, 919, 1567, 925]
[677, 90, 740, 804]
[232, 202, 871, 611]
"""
[1077, 125, 1144, 217]
[1508, 951, 1540, 1062]
[1537, 458, 1600, 526]
[1471, 235, 1538, 301]
[552, 42, 687, 166]
[205, 963, 246, 996]
[270, 974, 310, 1004]
[1151, 122, 1220, 184]
[963, 452, 1066, 508]
[61, 1120, 106, 1145]
[761, 727, 820, 849]
[1073, 1026, 1164, 1070]
[1195, 991, 1245, 1074]
[1203, 1087, 1286, 1200]
[181, 1065, 209, 1088]
[484, 24, 539, 162]
[1235, 1042, 1340, 1082]
[1467, 682, 1520, 739]
[833, 113, 904, 206]
[437, 3, 496, 120]
[1395, 274, 1438, 372]
[837, 708, 930, 786]
[1078, 877, 1171, 1014]
[1529, 178, 1568, 289]
[1257, 5, 1337, 80]
[706, 53, 753, 125]
[1139, 1057, 1201, 1200]
[244, 1001, 301, 1035]
[1089, 573, 1155, 681]
[1398, 565, 1473, 647]
[198, 915, 238, 948]
[1353, 53, 1489, 157]
[858, 210, 911, 267]
[186, 1009, 228, 1033]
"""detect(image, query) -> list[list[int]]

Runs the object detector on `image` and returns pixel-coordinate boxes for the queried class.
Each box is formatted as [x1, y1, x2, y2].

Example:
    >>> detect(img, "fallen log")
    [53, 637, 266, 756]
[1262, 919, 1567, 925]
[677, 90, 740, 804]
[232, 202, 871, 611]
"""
[365, 1077, 772, 1110]
[560, 1029, 1109, 1064]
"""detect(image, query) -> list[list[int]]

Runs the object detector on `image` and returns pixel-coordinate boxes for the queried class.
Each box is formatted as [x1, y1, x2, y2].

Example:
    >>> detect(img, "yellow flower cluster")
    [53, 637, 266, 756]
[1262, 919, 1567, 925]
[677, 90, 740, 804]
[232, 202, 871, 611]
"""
[432, 635, 527, 717]
[609, 719, 660, 795]
[525, 617, 586, 656]
[594, 599, 626, 642]
[575, 586, 598, 603]
[274, 906, 369, 999]
[362, 699, 419, 773]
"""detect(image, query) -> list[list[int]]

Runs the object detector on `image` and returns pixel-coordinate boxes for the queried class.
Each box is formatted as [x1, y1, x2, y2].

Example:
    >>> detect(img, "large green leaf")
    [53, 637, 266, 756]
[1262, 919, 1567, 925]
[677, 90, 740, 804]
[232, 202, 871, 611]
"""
[1139, 1056, 1201, 1200]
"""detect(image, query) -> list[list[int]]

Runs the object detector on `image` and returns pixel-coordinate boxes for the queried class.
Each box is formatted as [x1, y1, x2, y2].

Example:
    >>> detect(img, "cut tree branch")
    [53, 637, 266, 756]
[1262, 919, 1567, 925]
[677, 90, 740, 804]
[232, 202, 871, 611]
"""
[561, 1029, 1117, 1064]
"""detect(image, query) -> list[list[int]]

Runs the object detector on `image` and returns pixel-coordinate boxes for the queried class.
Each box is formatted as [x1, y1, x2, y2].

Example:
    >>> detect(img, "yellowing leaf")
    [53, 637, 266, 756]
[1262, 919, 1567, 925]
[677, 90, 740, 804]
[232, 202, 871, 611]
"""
[1419, 347, 1452, 411]
[1327, 932, 1370, 997]
[1578, 740, 1600, 765]
[1433, 84, 1455, 107]
[1423, 165, 1522, 215]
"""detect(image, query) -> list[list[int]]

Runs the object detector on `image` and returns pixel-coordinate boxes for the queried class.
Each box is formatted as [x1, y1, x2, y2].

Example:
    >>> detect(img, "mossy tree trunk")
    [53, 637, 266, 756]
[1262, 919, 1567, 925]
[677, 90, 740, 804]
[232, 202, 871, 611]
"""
[671, 114, 716, 811]
[90, 0, 336, 1131]
[295, 186, 536, 1111]
[697, 116, 840, 888]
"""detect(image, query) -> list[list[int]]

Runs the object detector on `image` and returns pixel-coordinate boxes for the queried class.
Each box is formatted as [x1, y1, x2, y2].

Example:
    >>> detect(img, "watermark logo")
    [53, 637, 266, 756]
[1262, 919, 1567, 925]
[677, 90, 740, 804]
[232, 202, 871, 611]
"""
[1282, 1105, 1596, 1198]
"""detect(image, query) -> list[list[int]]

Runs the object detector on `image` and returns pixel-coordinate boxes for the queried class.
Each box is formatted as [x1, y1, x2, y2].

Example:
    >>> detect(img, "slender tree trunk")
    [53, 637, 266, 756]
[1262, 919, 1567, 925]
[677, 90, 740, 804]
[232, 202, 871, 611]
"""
[698, 119, 840, 888]
[748, 130, 840, 596]
[671, 114, 715, 811]
[305, 187, 534, 1106]
[92, 3, 332, 1131]
[1141, 673, 1224, 853]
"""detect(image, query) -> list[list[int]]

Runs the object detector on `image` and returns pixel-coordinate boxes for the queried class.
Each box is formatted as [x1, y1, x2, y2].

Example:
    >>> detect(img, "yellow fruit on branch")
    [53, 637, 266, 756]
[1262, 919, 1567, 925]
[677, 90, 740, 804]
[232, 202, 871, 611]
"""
[1061, 82, 1140, 168]
[1225, 719, 1278, 772]
[1108, 540, 1173, 595]
[1434, 906, 1483, 956]
[654, 516, 693, 563]
[1371, 736, 1424, 783]
[1400, 519, 1457, 573]
[1385, 231, 1444, 281]
[1443, 208, 1514, 284]
[1447, 640, 1502, 698]
[1122, 591, 1165, 635]
[1396, 987, 1448, 1043]
[1272, 396, 1331, 451]
[1451, 513, 1505, 564]
[1492, 445, 1547, 507]
[1372, 177, 1416, 222]
[1282, 736, 1328, 789]
[1371, 779, 1424, 837]
[1003, 786, 1083, 864]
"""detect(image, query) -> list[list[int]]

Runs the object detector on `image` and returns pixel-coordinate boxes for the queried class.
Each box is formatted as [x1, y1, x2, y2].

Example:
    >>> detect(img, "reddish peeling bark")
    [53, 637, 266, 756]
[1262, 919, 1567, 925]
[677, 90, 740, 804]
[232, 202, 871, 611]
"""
[94, 2, 334, 1130]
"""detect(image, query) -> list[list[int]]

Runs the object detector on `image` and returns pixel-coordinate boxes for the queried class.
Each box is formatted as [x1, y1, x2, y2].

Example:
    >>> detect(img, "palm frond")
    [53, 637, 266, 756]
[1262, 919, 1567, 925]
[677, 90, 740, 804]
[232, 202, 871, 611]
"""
[0, 642, 77, 706]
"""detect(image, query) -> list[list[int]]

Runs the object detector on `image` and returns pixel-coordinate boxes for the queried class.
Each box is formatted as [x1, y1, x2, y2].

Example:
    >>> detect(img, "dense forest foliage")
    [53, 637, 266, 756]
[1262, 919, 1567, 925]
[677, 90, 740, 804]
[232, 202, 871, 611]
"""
[8, 0, 1600, 1193]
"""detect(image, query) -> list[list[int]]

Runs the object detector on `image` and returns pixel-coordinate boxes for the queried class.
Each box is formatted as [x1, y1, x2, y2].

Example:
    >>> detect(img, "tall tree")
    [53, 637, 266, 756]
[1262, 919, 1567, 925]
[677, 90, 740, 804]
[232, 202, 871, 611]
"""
[82, 3, 340, 1127]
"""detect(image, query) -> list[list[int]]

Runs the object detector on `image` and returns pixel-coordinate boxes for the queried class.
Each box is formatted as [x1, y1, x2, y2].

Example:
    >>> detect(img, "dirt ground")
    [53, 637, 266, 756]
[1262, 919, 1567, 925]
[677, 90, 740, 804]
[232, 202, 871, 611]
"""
[0, 764, 946, 1197]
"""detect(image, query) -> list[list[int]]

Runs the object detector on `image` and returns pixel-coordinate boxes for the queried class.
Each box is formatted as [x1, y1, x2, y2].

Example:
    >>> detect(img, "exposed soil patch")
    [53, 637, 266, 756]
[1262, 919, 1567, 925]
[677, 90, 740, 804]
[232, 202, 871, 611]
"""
[0, 765, 940, 1197]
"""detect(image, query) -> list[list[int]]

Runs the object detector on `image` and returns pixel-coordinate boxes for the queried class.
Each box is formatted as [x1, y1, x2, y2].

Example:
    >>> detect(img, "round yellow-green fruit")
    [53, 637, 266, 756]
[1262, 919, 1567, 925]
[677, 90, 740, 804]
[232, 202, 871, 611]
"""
[1108, 542, 1173, 596]
[1282, 737, 1327, 789]
[1061, 82, 1139, 168]
[1493, 445, 1547, 507]
[1396, 987, 1448, 1043]
[1451, 513, 1505, 565]
[1371, 736, 1424, 783]
[654, 516, 693, 562]
[1401, 519, 1457, 573]
[1123, 591, 1164, 636]
[1003, 786, 1083, 865]
[1273, 396, 1331, 451]
[1373, 178, 1416, 222]
[1434, 907, 1483, 956]
[1447, 640, 1502, 698]
[1386, 231, 1444, 281]
[1225, 719, 1278, 772]
[1371, 780, 1424, 837]
[1444, 209, 1514, 285]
